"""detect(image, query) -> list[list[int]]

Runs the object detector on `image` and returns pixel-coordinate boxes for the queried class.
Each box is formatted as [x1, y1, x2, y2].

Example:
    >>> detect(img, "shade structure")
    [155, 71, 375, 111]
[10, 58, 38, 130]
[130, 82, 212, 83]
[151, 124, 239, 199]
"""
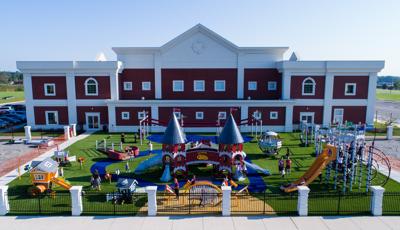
[218, 113, 244, 144]
[161, 113, 187, 144]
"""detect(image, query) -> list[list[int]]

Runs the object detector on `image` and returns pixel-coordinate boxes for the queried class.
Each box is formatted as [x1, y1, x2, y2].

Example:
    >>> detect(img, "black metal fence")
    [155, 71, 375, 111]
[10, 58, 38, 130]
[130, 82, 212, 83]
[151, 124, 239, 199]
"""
[308, 192, 372, 215]
[8, 190, 71, 215]
[382, 192, 400, 215]
[81, 191, 147, 216]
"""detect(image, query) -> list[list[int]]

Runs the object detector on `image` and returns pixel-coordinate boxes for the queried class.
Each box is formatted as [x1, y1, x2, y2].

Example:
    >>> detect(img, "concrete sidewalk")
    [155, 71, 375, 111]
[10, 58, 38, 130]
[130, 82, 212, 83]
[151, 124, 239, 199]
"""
[1, 216, 399, 230]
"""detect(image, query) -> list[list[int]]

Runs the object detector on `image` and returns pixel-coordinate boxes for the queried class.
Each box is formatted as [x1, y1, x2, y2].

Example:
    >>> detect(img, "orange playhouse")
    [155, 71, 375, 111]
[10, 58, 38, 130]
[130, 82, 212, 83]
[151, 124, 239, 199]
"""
[29, 157, 72, 196]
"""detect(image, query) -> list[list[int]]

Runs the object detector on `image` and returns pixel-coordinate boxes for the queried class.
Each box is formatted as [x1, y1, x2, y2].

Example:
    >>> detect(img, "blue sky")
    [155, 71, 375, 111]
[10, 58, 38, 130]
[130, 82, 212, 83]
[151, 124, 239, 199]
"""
[1, 0, 399, 75]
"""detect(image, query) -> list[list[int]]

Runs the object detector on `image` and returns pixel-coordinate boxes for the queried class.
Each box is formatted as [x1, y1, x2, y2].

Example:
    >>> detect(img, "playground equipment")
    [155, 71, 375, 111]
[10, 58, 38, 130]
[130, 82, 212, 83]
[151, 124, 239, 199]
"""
[106, 178, 139, 204]
[28, 157, 72, 196]
[95, 139, 139, 160]
[257, 131, 282, 156]
[299, 121, 315, 146]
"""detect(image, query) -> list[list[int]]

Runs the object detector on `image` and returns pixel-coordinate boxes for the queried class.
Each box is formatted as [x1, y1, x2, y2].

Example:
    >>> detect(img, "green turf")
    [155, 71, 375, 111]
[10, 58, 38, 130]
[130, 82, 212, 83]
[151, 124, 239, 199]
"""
[0, 91, 24, 104]
[377, 89, 400, 101]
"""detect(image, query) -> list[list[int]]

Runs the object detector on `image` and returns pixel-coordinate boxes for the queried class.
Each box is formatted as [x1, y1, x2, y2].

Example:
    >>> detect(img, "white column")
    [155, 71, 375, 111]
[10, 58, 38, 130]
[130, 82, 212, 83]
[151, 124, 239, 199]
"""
[222, 186, 231, 216]
[237, 54, 244, 99]
[154, 52, 162, 99]
[366, 72, 378, 125]
[70, 186, 83, 216]
[151, 106, 158, 120]
[323, 73, 334, 127]
[108, 105, 116, 132]
[297, 186, 310, 216]
[24, 125, 32, 142]
[71, 124, 77, 136]
[0, 186, 9, 215]
[110, 71, 119, 101]
[387, 126, 393, 140]
[66, 72, 77, 125]
[64, 126, 71, 140]
[285, 105, 293, 132]
[370, 186, 385, 216]
[282, 71, 291, 100]
[23, 73, 35, 127]
[146, 186, 157, 216]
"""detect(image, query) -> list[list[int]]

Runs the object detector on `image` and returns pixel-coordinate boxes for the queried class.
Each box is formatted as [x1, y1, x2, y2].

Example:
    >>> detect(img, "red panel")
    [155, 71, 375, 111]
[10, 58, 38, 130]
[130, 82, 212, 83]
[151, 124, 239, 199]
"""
[115, 107, 152, 126]
[333, 76, 369, 99]
[293, 106, 324, 124]
[31, 77, 67, 99]
[34, 106, 69, 125]
[290, 76, 325, 99]
[161, 69, 237, 100]
[76, 106, 109, 124]
[248, 107, 286, 125]
[158, 107, 241, 127]
[244, 69, 282, 100]
[119, 69, 155, 100]
[332, 106, 367, 124]
[75, 76, 111, 99]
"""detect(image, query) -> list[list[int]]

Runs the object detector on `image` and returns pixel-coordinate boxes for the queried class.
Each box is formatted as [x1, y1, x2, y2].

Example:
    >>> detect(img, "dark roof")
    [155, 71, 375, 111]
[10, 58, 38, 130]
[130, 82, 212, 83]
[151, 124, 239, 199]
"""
[161, 113, 186, 144]
[33, 157, 59, 173]
[218, 114, 244, 144]
[116, 178, 136, 190]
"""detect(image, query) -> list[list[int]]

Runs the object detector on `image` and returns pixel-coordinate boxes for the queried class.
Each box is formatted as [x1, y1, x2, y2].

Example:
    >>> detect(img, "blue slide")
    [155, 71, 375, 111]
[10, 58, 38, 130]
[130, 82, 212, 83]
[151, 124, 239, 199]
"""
[160, 164, 172, 182]
[134, 153, 163, 174]
[244, 161, 271, 176]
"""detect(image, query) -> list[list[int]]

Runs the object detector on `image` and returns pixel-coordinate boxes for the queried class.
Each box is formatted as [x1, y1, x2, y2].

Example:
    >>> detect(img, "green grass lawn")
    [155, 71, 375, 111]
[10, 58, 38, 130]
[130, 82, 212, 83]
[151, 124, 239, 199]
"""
[376, 89, 400, 101]
[0, 91, 24, 104]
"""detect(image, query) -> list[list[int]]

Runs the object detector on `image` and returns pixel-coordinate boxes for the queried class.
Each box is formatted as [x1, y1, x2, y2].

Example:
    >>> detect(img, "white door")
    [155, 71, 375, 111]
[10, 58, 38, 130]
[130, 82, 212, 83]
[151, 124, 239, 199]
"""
[333, 108, 344, 124]
[85, 112, 100, 130]
[300, 112, 315, 124]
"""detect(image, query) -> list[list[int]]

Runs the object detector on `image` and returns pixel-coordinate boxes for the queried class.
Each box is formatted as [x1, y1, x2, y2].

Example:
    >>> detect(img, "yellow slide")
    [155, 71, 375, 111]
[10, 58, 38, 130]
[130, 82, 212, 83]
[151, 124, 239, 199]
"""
[281, 145, 337, 193]
[51, 177, 72, 190]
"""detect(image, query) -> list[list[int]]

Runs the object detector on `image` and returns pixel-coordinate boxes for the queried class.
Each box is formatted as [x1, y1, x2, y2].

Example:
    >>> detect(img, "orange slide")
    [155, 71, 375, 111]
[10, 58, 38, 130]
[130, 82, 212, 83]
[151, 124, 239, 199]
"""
[51, 177, 72, 190]
[281, 145, 337, 193]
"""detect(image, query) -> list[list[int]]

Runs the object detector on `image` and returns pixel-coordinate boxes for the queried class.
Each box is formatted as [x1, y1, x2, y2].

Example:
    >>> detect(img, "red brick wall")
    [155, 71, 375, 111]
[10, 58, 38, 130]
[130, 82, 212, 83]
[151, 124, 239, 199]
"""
[31, 76, 67, 99]
[248, 107, 286, 125]
[161, 69, 237, 99]
[333, 76, 369, 99]
[332, 106, 367, 124]
[76, 106, 108, 124]
[158, 107, 241, 127]
[290, 76, 325, 99]
[34, 106, 69, 125]
[119, 69, 155, 100]
[75, 76, 111, 99]
[244, 69, 282, 100]
[293, 106, 324, 124]
[115, 107, 151, 126]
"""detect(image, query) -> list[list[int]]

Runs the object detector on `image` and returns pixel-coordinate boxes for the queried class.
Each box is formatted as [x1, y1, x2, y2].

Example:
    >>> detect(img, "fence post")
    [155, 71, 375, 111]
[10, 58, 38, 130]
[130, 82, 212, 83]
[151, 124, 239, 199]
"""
[370, 186, 385, 216]
[71, 124, 77, 136]
[387, 125, 393, 140]
[297, 186, 310, 216]
[222, 186, 231, 216]
[64, 126, 71, 140]
[24, 125, 32, 142]
[0, 186, 9, 215]
[146, 186, 157, 216]
[70, 186, 83, 216]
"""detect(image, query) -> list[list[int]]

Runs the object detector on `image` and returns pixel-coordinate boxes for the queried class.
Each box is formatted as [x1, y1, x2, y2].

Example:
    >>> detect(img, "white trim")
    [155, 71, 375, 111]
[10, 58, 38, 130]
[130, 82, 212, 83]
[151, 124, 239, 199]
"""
[270, 111, 278, 120]
[173, 80, 184, 92]
[195, 111, 204, 120]
[248, 81, 257, 91]
[302, 77, 315, 96]
[282, 71, 291, 100]
[252, 111, 262, 120]
[85, 112, 101, 130]
[299, 112, 315, 124]
[214, 80, 226, 92]
[34, 174, 45, 180]
[138, 111, 146, 120]
[121, 111, 130, 120]
[193, 80, 205, 92]
[44, 83, 56, 96]
[123, 81, 133, 91]
[84, 78, 99, 96]
[45, 111, 59, 125]
[218, 111, 227, 119]
[142, 81, 151, 91]
[344, 83, 357, 96]
[333, 108, 344, 124]
[267, 81, 277, 91]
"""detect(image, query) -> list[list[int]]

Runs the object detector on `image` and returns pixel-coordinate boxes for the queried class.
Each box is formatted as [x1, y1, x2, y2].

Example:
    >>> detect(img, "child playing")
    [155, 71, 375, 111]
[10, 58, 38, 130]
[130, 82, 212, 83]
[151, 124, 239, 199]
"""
[285, 157, 292, 175]
[278, 157, 285, 178]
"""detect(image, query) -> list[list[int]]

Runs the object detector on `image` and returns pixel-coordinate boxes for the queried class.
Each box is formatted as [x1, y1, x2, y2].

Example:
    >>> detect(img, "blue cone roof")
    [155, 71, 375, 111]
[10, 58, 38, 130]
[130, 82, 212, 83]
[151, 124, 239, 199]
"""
[161, 113, 187, 144]
[218, 114, 244, 144]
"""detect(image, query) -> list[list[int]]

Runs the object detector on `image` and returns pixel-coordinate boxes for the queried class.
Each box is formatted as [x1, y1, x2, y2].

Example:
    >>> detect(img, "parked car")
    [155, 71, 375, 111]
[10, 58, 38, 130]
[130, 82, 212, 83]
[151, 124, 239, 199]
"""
[0, 119, 11, 127]
[4, 111, 26, 121]
[0, 116, 20, 124]
[0, 120, 8, 128]
[6, 114, 25, 122]
[3, 104, 25, 111]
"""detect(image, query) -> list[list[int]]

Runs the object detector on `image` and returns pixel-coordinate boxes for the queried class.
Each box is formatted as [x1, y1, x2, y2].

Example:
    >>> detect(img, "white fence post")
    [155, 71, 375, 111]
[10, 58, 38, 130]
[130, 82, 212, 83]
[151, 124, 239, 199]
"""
[24, 125, 32, 142]
[64, 126, 71, 140]
[297, 186, 310, 216]
[70, 186, 83, 216]
[222, 186, 231, 216]
[370, 186, 385, 216]
[95, 140, 98, 149]
[387, 126, 393, 140]
[71, 124, 77, 136]
[0, 186, 9, 215]
[146, 186, 157, 216]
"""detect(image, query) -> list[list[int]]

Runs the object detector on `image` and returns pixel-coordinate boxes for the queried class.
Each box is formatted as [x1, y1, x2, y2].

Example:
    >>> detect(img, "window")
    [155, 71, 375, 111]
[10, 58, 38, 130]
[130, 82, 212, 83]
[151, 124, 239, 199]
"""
[333, 108, 344, 124]
[123, 82, 132, 91]
[193, 80, 205, 92]
[253, 111, 262, 120]
[173, 80, 184, 92]
[300, 112, 314, 124]
[142, 82, 151, 91]
[195, 112, 204, 120]
[270, 111, 278, 120]
[44, 83, 56, 96]
[248, 81, 257, 91]
[302, 77, 315, 95]
[174, 112, 181, 119]
[34, 174, 44, 180]
[267, 81, 277, 91]
[345, 83, 357, 96]
[85, 78, 98, 96]
[214, 80, 226, 92]
[121, 112, 130, 120]
[45, 111, 58, 125]
[218, 112, 227, 119]
[138, 111, 146, 120]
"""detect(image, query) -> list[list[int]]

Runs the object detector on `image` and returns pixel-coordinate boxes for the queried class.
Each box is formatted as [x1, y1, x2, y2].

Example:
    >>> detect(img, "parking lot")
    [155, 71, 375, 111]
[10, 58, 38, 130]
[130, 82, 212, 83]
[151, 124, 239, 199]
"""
[0, 102, 26, 131]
